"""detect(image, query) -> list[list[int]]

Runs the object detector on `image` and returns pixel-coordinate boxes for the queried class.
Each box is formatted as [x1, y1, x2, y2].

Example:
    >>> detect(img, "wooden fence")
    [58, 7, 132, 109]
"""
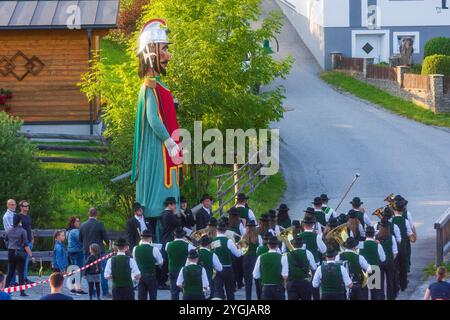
[335, 55, 364, 72]
[403, 73, 430, 91]
[0, 229, 124, 261]
[367, 64, 397, 81]
[435, 207, 450, 265]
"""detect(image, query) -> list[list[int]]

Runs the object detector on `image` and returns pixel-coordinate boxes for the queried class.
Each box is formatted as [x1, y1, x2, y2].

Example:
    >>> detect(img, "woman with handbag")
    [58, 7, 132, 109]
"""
[5, 214, 35, 297]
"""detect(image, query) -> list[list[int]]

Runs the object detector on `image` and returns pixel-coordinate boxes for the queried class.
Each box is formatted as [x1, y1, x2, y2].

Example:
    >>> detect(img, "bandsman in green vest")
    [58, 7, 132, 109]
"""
[228, 208, 245, 289]
[197, 235, 223, 299]
[304, 207, 323, 236]
[132, 229, 163, 300]
[256, 214, 270, 238]
[283, 235, 317, 300]
[300, 213, 328, 300]
[234, 193, 257, 225]
[359, 226, 386, 300]
[313, 197, 328, 232]
[166, 227, 196, 300]
[347, 209, 365, 241]
[253, 236, 288, 300]
[377, 207, 402, 244]
[312, 248, 353, 300]
[336, 237, 371, 300]
[392, 200, 413, 292]
[348, 197, 372, 228]
[212, 221, 243, 300]
[324, 217, 341, 253]
[281, 220, 303, 253]
[104, 238, 141, 300]
[375, 218, 398, 300]
[268, 210, 282, 236]
[276, 204, 292, 229]
[176, 249, 209, 300]
[241, 220, 263, 300]
[320, 194, 338, 219]
[255, 231, 272, 300]
[394, 196, 415, 273]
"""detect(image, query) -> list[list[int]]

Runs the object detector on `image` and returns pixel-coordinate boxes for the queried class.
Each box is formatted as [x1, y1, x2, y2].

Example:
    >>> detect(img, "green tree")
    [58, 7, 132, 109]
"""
[0, 112, 54, 228]
[80, 0, 293, 217]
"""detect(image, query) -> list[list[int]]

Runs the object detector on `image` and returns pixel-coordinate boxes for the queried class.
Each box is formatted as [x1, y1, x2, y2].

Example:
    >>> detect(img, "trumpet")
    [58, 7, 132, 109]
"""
[278, 226, 296, 252]
[372, 207, 384, 220]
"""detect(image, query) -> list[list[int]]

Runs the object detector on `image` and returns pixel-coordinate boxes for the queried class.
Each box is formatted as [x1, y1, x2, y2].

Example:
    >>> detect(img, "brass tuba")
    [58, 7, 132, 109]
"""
[278, 226, 296, 252]
[372, 207, 384, 220]
[325, 222, 349, 249]
[236, 238, 249, 255]
[191, 227, 209, 243]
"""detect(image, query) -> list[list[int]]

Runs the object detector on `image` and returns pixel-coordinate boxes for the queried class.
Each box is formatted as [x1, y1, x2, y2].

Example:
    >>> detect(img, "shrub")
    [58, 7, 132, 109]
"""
[422, 54, 450, 76]
[0, 112, 55, 228]
[423, 37, 450, 59]
[116, 0, 149, 36]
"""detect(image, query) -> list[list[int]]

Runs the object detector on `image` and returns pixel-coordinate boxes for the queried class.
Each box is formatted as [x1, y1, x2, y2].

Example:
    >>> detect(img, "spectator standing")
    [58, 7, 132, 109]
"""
[179, 197, 195, 229]
[196, 194, 213, 230]
[66, 216, 86, 294]
[85, 243, 102, 300]
[5, 214, 35, 297]
[52, 230, 68, 273]
[2, 199, 16, 232]
[40, 273, 73, 300]
[79, 208, 110, 297]
[0, 273, 11, 300]
[18, 200, 34, 284]
[424, 267, 450, 300]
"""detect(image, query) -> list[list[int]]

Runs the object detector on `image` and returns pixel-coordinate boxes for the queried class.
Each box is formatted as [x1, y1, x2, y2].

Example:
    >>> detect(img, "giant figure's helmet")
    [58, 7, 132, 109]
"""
[137, 19, 170, 75]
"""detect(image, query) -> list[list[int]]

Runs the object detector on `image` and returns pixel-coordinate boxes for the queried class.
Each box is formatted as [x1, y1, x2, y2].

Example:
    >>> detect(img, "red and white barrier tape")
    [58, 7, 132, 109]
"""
[2, 252, 114, 293]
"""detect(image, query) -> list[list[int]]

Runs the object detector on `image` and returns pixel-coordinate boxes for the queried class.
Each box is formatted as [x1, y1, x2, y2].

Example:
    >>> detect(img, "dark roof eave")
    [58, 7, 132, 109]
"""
[0, 24, 117, 31]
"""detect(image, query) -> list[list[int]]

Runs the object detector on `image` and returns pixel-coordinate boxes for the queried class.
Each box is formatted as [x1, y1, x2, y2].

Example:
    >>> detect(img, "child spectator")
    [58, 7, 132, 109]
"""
[85, 243, 102, 300]
[52, 230, 68, 273]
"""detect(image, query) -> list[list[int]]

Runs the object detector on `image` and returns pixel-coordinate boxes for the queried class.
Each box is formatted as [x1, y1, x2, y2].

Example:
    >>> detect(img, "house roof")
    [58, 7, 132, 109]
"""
[0, 0, 120, 30]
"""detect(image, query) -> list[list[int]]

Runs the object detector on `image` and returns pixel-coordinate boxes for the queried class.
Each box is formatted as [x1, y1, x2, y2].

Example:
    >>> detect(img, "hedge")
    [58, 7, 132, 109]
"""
[423, 37, 450, 59]
[422, 54, 450, 76]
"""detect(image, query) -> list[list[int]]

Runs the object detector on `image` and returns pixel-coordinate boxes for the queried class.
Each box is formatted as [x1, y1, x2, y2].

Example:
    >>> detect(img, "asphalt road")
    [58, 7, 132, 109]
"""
[264, 0, 450, 299]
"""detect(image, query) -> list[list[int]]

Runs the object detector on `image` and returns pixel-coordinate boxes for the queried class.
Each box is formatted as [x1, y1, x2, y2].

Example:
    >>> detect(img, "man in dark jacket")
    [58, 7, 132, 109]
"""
[79, 208, 110, 297]
[179, 196, 195, 229]
[196, 194, 213, 230]
[126, 202, 151, 251]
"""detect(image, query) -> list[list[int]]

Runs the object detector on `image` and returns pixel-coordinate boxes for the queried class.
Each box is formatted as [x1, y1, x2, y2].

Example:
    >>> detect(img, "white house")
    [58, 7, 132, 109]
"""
[277, 0, 450, 69]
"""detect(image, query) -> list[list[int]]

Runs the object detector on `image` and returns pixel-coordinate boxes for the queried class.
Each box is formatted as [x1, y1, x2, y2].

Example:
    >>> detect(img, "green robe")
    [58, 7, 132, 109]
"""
[131, 79, 180, 226]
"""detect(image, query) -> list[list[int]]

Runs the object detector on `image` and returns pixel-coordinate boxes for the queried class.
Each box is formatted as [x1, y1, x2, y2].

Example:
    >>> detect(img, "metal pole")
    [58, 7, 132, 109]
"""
[335, 173, 361, 212]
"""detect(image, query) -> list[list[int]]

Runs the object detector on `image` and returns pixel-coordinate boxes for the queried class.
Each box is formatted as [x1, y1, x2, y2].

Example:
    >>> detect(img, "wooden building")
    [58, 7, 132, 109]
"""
[0, 0, 119, 132]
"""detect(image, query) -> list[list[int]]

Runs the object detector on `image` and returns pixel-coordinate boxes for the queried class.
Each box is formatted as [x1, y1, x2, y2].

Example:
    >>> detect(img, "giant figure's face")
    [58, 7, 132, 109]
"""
[144, 42, 171, 76]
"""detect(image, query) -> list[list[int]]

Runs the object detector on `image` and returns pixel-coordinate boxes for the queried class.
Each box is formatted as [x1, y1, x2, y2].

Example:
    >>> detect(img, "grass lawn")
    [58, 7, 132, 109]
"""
[321, 71, 450, 128]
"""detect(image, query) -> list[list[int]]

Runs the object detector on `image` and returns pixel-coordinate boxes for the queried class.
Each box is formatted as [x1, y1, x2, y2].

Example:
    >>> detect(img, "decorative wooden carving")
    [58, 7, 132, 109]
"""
[0, 51, 45, 81]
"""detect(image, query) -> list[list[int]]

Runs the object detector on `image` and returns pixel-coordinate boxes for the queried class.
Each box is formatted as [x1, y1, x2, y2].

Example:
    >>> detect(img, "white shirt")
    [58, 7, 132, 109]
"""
[312, 261, 353, 288]
[134, 215, 147, 232]
[235, 204, 257, 223]
[390, 236, 398, 256]
[349, 224, 366, 239]
[165, 238, 196, 252]
[215, 234, 243, 262]
[323, 205, 338, 219]
[202, 206, 211, 215]
[405, 210, 414, 227]
[239, 222, 245, 236]
[336, 249, 371, 272]
[253, 249, 289, 281]
[362, 238, 386, 263]
[281, 248, 317, 271]
[132, 242, 163, 266]
[3, 209, 15, 232]
[268, 225, 282, 237]
[176, 262, 209, 289]
[302, 229, 327, 254]
[104, 252, 141, 279]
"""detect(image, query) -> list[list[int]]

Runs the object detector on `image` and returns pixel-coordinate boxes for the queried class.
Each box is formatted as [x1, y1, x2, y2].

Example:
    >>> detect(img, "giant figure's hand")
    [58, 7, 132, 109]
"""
[164, 137, 180, 157]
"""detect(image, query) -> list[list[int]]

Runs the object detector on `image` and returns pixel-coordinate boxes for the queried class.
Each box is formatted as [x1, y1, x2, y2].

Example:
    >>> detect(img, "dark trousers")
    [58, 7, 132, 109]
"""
[5, 250, 25, 294]
[138, 275, 158, 300]
[287, 279, 312, 300]
[395, 252, 408, 291]
[214, 266, 235, 300]
[349, 283, 365, 300]
[112, 287, 134, 300]
[311, 270, 320, 300]
[169, 271, 182, 300]
[380, 261, 396, 300]
[243, 256, 257, 300]
[158, 246, 169, 287]
[88, 282, 101, 299]
[262, 284, 285, 300]
[255, 279, 262, 300]
[232, 256, 244, 288]
[183, 292, 205, 300]
[321, 292, 346, 300]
